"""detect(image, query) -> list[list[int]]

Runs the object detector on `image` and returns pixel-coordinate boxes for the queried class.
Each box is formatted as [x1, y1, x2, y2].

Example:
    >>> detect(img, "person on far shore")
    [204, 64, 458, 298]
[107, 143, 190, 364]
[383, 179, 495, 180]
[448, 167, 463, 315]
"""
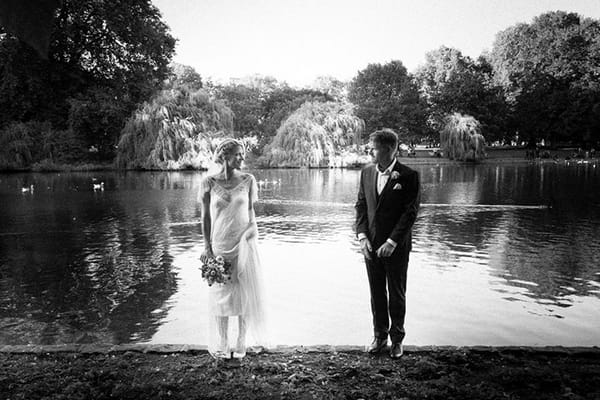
[354, 129, 421, 359]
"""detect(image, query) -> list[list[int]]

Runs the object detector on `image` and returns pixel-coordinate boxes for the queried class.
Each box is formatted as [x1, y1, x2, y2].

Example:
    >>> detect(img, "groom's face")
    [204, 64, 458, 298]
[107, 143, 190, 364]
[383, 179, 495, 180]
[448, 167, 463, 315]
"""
[370, 141, 395, 165]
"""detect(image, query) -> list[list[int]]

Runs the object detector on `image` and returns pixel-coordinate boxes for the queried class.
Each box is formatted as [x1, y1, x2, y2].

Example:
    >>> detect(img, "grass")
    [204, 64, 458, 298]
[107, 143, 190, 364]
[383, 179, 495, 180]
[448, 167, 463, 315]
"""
[1, 347, 599, 399]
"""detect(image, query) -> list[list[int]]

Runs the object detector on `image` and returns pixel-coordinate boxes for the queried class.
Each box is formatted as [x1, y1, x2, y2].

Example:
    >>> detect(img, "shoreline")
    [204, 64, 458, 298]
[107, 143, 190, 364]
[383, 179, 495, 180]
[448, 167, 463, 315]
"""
[2, 343, 600, 355]
[2, 344, 599, 399]
[1, 157, 598, 173]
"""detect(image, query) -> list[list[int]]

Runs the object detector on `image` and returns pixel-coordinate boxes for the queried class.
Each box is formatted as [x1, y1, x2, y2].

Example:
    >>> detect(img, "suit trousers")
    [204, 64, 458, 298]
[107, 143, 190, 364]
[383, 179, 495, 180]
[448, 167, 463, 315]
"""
[365, 249, 409, 344]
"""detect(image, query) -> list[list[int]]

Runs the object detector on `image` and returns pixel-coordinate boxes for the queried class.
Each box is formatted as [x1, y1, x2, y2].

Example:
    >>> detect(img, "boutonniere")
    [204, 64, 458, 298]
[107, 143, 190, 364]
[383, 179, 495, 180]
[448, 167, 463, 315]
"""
[390, 171, 400, 180]
[393, 183, 403, 190]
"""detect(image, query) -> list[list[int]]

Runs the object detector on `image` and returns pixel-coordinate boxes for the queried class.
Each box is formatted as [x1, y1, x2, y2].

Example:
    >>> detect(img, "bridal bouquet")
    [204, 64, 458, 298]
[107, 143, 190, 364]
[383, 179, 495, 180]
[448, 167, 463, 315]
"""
[201, 255, 232, 286]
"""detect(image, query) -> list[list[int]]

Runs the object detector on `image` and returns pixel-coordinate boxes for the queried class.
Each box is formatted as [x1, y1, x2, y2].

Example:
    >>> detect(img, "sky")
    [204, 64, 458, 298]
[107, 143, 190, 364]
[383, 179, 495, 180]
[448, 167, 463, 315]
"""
[152, 0, 600, 87]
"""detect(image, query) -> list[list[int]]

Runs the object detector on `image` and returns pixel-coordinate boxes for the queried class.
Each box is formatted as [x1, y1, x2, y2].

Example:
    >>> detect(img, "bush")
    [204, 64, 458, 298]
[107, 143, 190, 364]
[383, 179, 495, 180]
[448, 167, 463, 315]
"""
[0, 122, 35, 169]
[0, 121, 86, 169]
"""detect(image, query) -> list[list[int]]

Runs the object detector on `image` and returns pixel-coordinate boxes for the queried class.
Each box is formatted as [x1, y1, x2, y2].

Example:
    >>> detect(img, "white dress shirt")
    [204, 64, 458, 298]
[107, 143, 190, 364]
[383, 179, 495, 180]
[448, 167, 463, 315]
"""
[377, 158, 397, 195]
[358, 159, 398, 248]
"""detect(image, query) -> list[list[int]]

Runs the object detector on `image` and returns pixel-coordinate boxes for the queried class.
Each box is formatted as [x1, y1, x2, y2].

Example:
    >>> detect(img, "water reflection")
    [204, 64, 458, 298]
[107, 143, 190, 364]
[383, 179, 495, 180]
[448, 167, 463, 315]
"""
[0, 172, 184, 344]
[0, 163, 599, 346]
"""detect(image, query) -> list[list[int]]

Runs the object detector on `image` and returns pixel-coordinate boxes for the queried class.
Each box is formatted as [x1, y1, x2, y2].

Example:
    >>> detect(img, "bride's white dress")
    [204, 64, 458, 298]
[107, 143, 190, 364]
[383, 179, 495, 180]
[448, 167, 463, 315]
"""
[199, 173, 268, 357]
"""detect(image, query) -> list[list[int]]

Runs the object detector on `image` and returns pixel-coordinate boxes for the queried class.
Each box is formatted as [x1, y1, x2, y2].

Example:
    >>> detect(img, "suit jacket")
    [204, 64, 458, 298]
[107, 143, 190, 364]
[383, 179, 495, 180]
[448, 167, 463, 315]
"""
[355, 160, 421, 254]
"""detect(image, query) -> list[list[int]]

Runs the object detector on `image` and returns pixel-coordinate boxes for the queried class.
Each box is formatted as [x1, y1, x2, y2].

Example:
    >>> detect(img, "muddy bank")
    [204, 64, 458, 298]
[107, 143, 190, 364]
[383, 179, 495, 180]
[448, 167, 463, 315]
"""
[1, 345, 599, 399]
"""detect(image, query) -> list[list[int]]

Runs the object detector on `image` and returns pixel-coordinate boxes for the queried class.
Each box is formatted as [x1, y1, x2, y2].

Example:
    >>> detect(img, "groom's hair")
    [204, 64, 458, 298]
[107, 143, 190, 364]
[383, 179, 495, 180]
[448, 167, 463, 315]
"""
[370, 129, 399, 151]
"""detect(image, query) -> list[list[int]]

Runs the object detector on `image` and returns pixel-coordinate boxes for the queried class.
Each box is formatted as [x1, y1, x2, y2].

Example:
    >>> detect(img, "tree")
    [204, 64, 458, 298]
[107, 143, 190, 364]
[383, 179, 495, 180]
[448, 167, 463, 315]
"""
[0, 0, 176, 161]
[115, 86, 233, 170]
[348, 60, 429, 141]
[259, 86, 332, 149]
[0, 0, 61, 58]
[309, 76, 348, 101]
[50, 0, 176, 99]
[231, 74, 280, 95]
[213, 80, 332, 154]
[0, 121, 84, 169]
[165, 63, 203, 90]
[489, 11, 600, 146]
[440, 113, 486, 162]
[415, 47, 510, 142]
[215, 83, 264, 139]
[259, 101, 364, 168]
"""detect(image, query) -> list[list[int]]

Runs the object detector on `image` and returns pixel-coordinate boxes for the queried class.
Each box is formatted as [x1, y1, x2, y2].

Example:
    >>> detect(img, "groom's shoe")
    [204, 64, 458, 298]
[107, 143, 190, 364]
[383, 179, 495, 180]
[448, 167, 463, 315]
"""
[368, 338, 388, 354]
[390, 342, 404, 359]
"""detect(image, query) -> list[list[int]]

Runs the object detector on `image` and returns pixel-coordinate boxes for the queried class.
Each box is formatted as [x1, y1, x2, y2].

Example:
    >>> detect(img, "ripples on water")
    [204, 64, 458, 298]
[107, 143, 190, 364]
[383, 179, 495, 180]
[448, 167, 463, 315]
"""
[0, 162, 599, 346]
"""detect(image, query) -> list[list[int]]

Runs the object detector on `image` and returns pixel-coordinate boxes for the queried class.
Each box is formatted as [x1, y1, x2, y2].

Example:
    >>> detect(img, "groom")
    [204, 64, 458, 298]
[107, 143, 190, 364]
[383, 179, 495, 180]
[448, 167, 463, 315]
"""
[355, 129, 420, 359]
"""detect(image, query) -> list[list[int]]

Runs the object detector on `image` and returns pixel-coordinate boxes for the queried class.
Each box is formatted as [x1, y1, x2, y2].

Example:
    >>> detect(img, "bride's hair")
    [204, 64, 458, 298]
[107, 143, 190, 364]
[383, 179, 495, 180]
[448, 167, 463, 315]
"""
[213, 138, 245, 165]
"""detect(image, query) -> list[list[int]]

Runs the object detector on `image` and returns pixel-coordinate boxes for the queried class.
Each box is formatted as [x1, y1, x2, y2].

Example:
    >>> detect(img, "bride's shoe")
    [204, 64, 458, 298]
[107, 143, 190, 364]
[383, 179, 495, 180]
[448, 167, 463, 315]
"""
[211, 338, 229, 359]
[212, 350, 228, 359]
[232, 337, 246, 358]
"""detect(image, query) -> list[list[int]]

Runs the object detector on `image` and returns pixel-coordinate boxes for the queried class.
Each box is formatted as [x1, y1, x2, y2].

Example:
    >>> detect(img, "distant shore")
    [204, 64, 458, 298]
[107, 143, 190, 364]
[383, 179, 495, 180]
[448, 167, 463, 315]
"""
[1, 148, 597, 173]
[1, 344, 599, 399]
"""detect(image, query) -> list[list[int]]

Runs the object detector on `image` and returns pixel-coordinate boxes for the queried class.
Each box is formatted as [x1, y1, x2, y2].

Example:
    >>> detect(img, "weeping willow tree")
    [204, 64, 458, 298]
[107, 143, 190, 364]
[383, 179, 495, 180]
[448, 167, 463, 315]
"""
[259, 101, 365, 168]
[440, 113, 487, 162]
[0, 123, 34, 169]
[0, 121, 84, 169]
[115, 87, 234, 170]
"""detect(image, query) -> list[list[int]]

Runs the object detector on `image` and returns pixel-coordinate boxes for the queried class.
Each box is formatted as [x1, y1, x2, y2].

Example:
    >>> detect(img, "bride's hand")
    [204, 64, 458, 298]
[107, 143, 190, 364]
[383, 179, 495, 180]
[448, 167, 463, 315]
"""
[200, 248, 214, 263]
[245, 219, 258, 239]
[247, 224, 257, 240]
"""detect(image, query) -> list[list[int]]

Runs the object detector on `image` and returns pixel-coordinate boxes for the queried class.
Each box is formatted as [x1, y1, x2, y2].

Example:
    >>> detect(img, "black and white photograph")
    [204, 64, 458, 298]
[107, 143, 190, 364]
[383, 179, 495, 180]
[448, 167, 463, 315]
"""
[1, 0, 599, 398]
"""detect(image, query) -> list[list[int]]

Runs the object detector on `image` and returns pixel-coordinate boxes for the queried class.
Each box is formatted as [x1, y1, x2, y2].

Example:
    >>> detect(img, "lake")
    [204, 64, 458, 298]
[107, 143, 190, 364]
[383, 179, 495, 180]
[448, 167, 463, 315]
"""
[1, 161, 599, 347]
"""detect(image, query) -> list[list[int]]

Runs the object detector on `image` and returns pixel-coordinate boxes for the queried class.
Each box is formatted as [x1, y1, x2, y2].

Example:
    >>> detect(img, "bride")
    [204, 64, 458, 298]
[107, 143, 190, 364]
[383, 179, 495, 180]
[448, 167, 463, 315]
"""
[198, 138, 268, 359]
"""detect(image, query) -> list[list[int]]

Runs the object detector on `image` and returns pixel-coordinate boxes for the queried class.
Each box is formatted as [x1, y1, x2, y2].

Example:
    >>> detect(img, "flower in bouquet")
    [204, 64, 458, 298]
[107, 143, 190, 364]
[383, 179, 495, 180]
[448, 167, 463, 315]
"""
[200, 255, 232, 286]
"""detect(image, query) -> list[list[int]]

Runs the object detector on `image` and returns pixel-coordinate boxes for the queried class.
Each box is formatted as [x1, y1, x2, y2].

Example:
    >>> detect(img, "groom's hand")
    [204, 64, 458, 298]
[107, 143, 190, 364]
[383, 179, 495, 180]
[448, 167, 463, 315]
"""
[376, 242, 395, 258]
[359, 237, 373, 260]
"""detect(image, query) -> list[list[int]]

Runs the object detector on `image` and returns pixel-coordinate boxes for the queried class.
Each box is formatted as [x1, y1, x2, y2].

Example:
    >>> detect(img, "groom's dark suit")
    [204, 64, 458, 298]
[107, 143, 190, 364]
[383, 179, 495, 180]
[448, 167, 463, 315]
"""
[355, 159, 420, 344]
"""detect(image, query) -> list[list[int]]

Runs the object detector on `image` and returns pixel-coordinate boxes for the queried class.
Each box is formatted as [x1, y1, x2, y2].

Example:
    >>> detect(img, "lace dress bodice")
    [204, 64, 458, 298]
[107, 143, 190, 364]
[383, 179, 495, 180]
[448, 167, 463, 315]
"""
[201, 174, 257, 255]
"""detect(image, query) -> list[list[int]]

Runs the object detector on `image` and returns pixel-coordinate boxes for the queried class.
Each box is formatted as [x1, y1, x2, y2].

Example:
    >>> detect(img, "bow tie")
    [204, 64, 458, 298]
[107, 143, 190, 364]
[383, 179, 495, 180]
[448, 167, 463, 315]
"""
[378, 169, 391, 175]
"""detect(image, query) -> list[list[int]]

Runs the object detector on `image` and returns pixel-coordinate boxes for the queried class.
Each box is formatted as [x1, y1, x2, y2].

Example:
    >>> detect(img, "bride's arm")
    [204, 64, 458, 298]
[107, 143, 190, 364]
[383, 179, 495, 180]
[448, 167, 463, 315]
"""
[200, 185, 214, 260]
[248, 174, 258, 226]
[248, 206, 256, 224]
